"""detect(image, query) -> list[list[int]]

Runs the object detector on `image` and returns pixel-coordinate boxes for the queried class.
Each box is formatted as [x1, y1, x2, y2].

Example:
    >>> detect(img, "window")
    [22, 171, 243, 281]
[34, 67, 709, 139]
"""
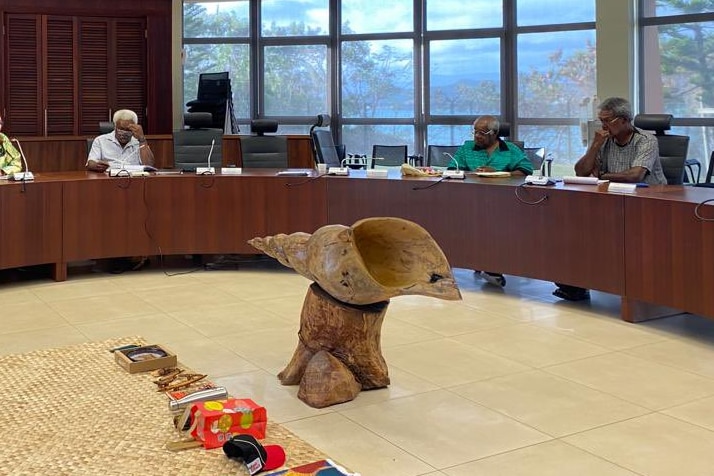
[182, 0, 596, 164]
[640, 1, 714, 175]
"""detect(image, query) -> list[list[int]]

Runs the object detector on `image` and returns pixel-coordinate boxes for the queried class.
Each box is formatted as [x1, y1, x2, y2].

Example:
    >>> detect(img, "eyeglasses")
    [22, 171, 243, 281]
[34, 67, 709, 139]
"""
[473, 129, 494, 137]
[599, 116, 621, 125]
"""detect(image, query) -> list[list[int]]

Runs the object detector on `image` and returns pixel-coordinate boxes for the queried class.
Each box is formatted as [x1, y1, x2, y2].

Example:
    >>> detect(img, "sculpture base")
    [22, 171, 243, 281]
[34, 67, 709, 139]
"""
[278, 283, 390, 408]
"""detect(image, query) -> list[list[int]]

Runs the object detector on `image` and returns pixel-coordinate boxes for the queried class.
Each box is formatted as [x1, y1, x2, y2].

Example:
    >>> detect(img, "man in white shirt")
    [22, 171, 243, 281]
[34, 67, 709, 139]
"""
[86, 109, 155, 172]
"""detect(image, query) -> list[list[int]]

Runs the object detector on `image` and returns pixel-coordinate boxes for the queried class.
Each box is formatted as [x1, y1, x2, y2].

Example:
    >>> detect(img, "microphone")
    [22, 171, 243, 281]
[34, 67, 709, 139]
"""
[196, 139, 216, 175]
[441, 152, 465, 179]
[9, 138, 34, 181]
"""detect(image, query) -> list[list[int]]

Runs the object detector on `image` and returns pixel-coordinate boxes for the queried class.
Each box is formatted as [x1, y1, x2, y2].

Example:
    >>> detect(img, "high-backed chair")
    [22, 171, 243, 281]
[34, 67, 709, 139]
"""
[173, 112, 224, 172]
[634, 113, 692, 184]
[695, 151, 714, 188]
[312, 129, 344, 168]
[371, 144, 407, 168]
[427, 145, 460, 167]
[240, 120, 288, 168]
[497, 122, 524, 150]
[86, 121, 118, 155]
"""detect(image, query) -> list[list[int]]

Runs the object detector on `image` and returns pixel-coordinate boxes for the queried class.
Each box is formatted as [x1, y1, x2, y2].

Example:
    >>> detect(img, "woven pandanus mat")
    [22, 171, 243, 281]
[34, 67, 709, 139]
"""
[0, 337, 326, 476]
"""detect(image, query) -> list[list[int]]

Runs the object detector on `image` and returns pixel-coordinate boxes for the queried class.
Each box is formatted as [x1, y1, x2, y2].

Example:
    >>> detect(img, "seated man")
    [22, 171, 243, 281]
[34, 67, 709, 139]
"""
[86, 109, 155, 172]
[86, 109, 154, 273]
[452, 115, 533, 287]
[0, 114, 22, 176]
[553, 96, 667, 301]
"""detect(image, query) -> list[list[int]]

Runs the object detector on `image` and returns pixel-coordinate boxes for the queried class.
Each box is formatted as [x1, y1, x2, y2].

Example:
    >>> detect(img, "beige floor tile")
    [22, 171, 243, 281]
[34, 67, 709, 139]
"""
[131, 284, 241, 312]
[625, 339, 714, 379]
[328, 367, 440, 411]
[47, 292, 161, 324]
[0, 326, 89, 356]
[662, 395, 714, 431]
[451, 370, 649, 437]
[564, 413, 714, 476]
[283, 412, 437, 476]
[249, 295, 309, 321]
[214, 327, 300, 374]
[389, 303, 517, 336]
[453, 324, 609, 367]
[168, 301, 294, 337]
[385, 339, 529, 387]
[1, 301, 69, 333]
[530, 312, 667, 350]
[29, 279, 126, 302]
[166, 336, 259, 377]
[545, 352, 714, 410]
[213, 370, 331, 423]
[381, 316, 443, 348]
[339, 390, 549, 468]
[442, 440, 640, 476]
[75, 313, 204, 344]
[0, 285, 42, 305]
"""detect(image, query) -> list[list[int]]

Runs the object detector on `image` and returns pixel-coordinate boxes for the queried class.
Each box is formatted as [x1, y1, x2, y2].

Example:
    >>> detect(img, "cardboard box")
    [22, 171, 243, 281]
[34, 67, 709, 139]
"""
[114, 344, 177, 374]
[189, 398, 267, 449]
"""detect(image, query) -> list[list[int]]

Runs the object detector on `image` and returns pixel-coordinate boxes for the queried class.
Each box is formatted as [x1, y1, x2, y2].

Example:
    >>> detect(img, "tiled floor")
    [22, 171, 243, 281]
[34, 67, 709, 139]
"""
[3, 260, 714, 475]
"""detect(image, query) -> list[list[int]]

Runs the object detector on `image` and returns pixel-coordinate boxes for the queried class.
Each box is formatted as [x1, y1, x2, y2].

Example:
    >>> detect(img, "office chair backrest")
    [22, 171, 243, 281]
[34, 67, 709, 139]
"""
[634, 113, 689, 185]
[312, 129, 342, 168]
[496, 122, 524, 149]
[427, 145, 460, 167]
[99, 121, 114, 134]
[196, 72, 230, 101]
[241, 119, 288, 168]
[371, 144, 407, 167]
[173, 112, 224, 171]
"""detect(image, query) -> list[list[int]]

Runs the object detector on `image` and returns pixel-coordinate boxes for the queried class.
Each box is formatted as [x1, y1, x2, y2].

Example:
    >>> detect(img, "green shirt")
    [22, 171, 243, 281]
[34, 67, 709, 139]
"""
[452, 139, 533, 174]
[0, 133, 21, 176]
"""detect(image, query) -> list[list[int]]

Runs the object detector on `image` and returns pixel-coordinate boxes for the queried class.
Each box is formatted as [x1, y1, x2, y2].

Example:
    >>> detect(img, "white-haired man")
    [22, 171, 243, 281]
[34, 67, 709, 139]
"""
[86, 109, 154, 172]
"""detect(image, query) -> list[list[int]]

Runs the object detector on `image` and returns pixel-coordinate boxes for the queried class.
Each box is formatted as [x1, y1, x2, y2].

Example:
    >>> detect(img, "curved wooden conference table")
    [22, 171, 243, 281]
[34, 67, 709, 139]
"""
[1, 169, 712, 323]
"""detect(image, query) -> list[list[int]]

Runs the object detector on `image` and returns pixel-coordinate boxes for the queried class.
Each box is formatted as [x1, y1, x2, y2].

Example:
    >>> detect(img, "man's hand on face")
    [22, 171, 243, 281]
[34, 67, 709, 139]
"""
[126, 123, 145, 142]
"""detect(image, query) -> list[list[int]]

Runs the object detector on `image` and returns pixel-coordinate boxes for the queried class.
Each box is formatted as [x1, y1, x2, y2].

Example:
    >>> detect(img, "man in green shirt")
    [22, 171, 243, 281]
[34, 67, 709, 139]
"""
[451, 115, 533, 175]
[451, 115, 533, 287]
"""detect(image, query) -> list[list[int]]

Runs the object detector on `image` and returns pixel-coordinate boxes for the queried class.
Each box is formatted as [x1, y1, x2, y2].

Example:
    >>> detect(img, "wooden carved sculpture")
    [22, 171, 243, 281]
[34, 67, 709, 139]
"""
[249, 217, 461, 408]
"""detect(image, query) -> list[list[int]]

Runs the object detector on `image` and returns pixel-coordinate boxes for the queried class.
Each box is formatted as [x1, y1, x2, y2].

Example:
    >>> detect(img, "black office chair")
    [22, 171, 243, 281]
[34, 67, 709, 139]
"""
[371, 145, 407, 168]
[634, 113, 693, 184]
[86, 121, 118, 155]
[240, 120, 288, 168]
[427, 145, 460, 167]
[497, 122, 524, 150]
[694, 151, 714, 188]
[172, 112, 224, 172]
[312, 129, 344, 168]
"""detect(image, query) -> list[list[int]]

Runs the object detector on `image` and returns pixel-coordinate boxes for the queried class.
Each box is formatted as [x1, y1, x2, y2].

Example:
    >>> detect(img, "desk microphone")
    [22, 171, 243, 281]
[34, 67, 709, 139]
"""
[9, 138, 34, 181]
[441, 152, 465, 179]
[196, 139, 216, 175]
[108, 145, 141, 177]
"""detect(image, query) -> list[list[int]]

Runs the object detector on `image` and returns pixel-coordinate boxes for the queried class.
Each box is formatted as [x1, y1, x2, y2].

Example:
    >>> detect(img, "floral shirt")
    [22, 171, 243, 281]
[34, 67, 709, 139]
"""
[0, 133, 21, 176]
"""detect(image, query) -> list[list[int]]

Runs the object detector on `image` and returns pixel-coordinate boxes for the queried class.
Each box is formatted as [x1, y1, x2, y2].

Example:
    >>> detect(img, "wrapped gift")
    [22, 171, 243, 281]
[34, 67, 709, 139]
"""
[189, 398, 266, 449]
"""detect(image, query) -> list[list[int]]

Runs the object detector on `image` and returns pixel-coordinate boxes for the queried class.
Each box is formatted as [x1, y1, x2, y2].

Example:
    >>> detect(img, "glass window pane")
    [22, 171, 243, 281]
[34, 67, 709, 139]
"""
[341, 0, 413, 34]
[519, 125, 586, 175]
[517, 0, 594, 26]
[342, 125, 415, 157]
[264, 45, 328, 116]
[427, 125, 473, 148]
[641, 0, 713, 18]
[261, 0, 329, 37]
[642, 22, 714, 117]
[430, 39, 501, 116]
[342, 40, 414, 118]
[518, 30, 596, 119]
[183, 1, 249, 38]
[671, 126, 713, 176]
[183, 44, 250, 119]
[427, 0, 502, 30]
